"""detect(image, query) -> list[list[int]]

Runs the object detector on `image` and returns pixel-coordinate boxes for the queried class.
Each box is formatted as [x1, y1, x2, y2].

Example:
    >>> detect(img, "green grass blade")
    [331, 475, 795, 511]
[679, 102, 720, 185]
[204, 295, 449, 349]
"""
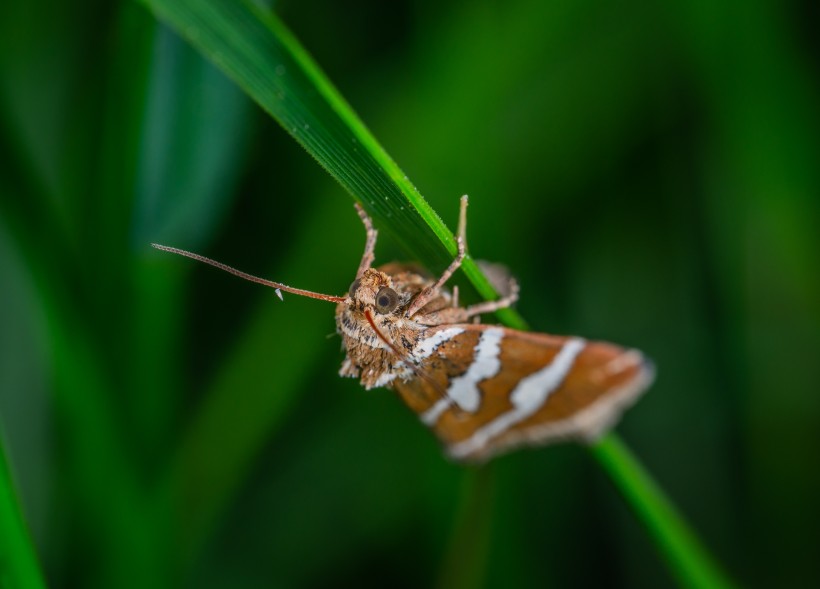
[139, 1, 732, 586]
[436, 465, 496, 589]
[0, 440, 48, 589]
[592, 434, 735, 589]
[138, 0, 524, 329]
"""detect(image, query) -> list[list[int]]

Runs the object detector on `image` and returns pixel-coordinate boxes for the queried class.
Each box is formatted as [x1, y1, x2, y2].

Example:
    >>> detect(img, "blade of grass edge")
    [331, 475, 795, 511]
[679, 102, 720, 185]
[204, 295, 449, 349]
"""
[592, 434, 735, 589]
[138, 1, 733, 586]
[0, 439, 48, 589]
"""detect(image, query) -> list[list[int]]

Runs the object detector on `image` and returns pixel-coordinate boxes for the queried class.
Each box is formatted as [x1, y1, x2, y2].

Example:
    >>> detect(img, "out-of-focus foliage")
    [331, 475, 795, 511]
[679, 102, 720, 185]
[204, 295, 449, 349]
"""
[0, 0, 818, 588]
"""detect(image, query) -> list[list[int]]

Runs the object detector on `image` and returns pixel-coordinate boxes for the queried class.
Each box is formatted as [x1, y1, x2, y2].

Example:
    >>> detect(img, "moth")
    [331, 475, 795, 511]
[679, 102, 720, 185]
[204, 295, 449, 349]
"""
[153, 197, 653, 462]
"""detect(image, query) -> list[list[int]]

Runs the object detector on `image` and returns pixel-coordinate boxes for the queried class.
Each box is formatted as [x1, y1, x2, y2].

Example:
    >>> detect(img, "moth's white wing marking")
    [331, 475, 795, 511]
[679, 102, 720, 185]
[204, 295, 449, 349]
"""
[509, 338, 586, 409]
[421, 326, 501, 424]
[601, 349, 642, 376]
[414, 327, 465, 360]
[275, 288, 283, 301]
[421, 398, 450, 426]
[445, 327, 504, 413]
[448, 337, 586, 459]
[483, 357, 654, 458]
[417, 326, 501, 424]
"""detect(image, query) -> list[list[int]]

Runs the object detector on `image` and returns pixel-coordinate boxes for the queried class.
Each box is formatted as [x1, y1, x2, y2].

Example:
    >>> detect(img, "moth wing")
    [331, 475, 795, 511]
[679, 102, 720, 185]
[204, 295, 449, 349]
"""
[391, 324, 653, 462]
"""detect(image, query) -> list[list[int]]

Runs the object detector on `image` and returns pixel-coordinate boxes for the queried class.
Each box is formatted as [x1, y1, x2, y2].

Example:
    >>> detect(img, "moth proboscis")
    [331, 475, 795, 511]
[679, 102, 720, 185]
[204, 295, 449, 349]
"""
[152, 196, 653, 462]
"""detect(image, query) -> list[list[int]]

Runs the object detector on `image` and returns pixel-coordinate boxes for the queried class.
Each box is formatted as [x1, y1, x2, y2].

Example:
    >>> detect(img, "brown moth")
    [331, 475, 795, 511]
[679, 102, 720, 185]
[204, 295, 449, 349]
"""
[153, 197, 653, 462]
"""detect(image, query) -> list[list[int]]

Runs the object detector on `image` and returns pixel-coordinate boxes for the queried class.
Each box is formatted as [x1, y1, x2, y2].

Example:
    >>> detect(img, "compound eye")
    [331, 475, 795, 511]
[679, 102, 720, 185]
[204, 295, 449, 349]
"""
[374, 286, 399, 314]
[348, 279, 361, 298]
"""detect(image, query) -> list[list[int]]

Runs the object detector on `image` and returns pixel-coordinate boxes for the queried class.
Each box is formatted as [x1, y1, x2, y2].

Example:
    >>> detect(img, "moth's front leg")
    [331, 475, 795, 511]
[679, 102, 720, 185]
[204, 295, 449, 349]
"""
[406, 196, 470, 318]
[413, 275, 519, 326]
[405, 236, 465, 318]
[354, 203, 378, 278]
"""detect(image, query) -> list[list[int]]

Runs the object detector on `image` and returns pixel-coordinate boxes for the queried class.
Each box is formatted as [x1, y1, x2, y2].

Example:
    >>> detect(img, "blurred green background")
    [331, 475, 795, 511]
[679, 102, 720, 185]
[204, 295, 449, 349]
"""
[1, 0, 819, 587]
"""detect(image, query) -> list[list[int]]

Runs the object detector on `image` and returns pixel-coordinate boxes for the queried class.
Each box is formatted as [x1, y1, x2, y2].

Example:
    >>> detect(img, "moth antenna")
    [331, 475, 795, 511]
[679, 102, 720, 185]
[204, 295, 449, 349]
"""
[364, 309, 449, 398]
[151, 244, 347, 303]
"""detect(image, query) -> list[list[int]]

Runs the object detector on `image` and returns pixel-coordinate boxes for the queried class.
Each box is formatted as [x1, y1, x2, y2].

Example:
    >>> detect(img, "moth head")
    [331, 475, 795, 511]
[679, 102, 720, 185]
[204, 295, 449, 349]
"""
[347, 268, 402, 314]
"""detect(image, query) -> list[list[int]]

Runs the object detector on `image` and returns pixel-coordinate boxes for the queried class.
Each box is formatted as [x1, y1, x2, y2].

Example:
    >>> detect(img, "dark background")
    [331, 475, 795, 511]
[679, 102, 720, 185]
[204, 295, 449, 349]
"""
[1, 0, 818, 587]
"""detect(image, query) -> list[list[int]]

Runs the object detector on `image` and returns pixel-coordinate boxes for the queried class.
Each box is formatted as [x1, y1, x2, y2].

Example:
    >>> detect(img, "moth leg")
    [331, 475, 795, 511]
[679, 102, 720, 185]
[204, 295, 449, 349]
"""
[457, 194, 469, 253]
[405, 196, 469, 317]
[354, 203, 378, 278]
[414, 276, 519, 325]
[406, 236, 465, 317]
[459, 276, 519, 317]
